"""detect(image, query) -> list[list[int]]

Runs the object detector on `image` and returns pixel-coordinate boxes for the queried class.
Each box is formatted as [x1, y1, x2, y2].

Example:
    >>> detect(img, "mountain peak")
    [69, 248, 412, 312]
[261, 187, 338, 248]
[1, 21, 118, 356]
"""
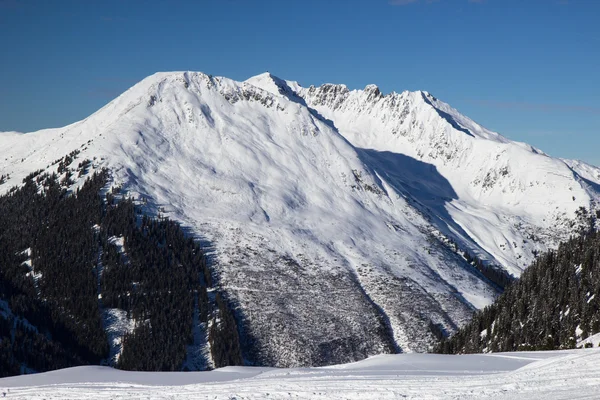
[363, 84, 383, 101]
[246, 71, 280, 81]
[246, 72, 290, 93]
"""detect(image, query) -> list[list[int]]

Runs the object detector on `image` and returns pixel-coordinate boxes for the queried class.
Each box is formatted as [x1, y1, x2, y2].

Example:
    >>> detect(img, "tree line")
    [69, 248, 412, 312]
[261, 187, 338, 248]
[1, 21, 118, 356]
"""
[436, 208, 600, 354]
[0, 160, 243, 377]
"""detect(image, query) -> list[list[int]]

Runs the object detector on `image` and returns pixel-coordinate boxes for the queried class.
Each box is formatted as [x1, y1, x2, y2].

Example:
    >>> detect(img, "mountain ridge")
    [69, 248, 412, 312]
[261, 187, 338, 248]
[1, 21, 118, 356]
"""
[1, 70, 599, 367]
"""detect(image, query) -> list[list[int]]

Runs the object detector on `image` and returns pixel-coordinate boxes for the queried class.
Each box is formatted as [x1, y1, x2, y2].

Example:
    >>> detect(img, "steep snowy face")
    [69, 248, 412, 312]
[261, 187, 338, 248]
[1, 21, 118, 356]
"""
[0, 71, 500, 366]
[259, 77, 600, 275]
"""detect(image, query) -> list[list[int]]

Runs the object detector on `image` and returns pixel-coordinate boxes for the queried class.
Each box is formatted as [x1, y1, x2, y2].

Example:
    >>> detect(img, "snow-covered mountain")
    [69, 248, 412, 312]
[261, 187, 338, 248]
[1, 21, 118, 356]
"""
[249, 73, 600, 275]
[1, 71, 599, 366]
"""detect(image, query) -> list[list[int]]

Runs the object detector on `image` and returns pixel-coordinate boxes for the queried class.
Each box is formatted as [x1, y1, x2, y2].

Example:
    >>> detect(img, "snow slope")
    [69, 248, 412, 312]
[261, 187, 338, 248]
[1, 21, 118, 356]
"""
[1, 71, 599, 366]
[2, 350, 599, 399]
[254, 75, 600, 276]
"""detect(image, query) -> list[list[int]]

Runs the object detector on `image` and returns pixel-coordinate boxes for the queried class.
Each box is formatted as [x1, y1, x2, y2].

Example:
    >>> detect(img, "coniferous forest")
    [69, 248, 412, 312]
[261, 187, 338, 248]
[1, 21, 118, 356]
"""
[436, 209, 600, 354]
[0, 162, 242, 377]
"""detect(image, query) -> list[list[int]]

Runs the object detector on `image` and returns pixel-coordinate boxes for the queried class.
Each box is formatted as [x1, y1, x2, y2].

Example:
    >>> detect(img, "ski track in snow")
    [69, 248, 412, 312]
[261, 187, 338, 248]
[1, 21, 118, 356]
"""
[1, 350, 599, 399]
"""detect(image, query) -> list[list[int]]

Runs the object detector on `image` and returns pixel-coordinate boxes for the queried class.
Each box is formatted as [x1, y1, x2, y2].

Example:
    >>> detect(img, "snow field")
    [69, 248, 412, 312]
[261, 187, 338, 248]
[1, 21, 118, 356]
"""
[2, 350, 599, 399]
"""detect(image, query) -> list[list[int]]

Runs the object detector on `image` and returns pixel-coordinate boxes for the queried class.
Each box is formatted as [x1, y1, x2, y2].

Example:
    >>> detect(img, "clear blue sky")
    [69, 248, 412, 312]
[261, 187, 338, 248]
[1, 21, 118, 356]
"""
[1, 0, 599, 166]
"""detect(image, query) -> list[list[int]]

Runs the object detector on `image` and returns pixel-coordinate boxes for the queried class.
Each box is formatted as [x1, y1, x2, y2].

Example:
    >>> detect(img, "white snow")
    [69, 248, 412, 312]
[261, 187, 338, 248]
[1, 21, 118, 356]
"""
[1, 350, 599, 399]
[1, 71, 599, 361]
[588, 294, 596, 303]
[0, 131, 23, 139]
[107, 235, 128, 263]
[19, 248, 42, 296]
[288, 81, 600, 276]
[102, 308, 135, 365]
[578, 332, 600, 348]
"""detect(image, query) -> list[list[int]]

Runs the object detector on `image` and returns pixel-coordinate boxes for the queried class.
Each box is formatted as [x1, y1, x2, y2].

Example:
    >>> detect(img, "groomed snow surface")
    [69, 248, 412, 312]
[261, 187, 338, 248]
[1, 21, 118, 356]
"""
[2, 350, 599, 399]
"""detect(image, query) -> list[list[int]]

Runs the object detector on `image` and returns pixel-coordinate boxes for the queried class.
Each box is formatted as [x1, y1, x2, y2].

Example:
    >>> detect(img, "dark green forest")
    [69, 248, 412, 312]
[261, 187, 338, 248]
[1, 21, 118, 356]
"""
[0, 159, 242, 377]
[437, 209, 600, 354]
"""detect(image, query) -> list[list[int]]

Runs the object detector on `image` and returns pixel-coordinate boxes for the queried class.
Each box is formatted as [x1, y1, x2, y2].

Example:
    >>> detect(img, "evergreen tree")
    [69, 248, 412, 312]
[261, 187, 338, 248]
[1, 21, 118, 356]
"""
[436, 215, 600, 354]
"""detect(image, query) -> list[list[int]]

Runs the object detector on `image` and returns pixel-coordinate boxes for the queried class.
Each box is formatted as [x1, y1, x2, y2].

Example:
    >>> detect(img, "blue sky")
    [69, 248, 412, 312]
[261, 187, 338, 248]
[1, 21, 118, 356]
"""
[1, 0, 599, 165]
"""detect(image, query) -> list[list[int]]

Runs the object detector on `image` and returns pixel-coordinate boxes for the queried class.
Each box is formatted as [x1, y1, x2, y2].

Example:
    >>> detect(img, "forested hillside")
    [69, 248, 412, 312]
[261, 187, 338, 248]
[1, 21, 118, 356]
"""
[436, 209, 600, 354]
[0, 161, 242, 377]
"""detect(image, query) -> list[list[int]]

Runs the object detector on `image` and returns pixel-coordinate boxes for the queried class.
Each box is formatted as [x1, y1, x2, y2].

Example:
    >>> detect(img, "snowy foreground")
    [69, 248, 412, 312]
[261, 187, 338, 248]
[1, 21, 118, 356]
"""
[2, 350, 599, 399]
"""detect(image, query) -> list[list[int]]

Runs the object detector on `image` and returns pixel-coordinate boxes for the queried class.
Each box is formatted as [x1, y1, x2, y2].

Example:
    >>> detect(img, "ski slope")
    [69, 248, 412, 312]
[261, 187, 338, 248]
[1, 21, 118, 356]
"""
[2, 350, 599, 399]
